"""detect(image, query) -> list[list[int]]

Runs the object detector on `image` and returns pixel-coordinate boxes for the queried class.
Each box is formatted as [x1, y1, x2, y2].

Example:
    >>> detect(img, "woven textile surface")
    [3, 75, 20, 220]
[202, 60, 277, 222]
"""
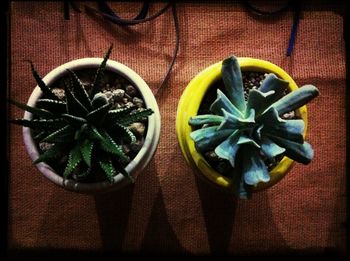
[8, 1, 347, 255]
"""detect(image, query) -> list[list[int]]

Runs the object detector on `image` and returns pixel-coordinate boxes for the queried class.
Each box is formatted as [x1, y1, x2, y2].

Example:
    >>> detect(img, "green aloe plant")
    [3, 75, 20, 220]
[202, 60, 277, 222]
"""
[189, 56, 319, 199]
[9, 45, 154, 183]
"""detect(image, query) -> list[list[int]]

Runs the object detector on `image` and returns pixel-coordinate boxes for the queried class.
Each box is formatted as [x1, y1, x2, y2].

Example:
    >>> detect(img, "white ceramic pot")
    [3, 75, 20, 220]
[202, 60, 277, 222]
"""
[23, 58, 161, 193]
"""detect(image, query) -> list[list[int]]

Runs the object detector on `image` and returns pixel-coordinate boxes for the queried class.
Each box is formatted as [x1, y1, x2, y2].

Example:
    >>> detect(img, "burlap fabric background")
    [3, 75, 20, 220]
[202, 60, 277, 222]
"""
[8, 1, 347, 255]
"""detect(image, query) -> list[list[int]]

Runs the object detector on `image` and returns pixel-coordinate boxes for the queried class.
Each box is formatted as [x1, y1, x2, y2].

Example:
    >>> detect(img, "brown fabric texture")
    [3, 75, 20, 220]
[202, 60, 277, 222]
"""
[8, 1, 347, 255]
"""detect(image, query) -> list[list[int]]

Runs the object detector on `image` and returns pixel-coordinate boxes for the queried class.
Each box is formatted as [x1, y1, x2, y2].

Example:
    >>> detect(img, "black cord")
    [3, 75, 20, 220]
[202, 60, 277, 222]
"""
[84, 2, 179, 95]
[241, 0, 300, 56]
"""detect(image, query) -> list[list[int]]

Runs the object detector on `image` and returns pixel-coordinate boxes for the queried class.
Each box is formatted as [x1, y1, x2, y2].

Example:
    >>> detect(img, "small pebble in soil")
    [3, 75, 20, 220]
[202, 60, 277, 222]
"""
[128, 122, 146, 137]
[39, 142, 54, 152]
[132, 97, 144, 108]
[125, 85, 137, 97]
[282, 111, 295, 119]
[51, 88, 65, 100]
[112, 89, 125, 102]
[130, 138, 144, 152]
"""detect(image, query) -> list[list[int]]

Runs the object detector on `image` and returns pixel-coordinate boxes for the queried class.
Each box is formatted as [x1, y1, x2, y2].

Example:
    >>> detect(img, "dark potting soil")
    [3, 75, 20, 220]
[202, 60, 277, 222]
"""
[196, 71, 298, 177]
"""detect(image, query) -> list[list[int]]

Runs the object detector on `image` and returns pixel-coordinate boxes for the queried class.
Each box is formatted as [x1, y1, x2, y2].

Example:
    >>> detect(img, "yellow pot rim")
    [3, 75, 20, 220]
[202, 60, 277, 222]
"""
[176, 58, 308, 192]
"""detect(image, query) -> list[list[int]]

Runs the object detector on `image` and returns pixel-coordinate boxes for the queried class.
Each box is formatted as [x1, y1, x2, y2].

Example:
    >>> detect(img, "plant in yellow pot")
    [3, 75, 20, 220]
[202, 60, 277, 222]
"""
[176, 56, 319, 199]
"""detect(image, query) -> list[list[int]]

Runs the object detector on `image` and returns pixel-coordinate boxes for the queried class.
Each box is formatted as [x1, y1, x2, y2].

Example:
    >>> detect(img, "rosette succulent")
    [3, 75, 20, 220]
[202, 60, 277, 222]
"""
[189, 56, 319, 199]
[9, 45, 153, 183]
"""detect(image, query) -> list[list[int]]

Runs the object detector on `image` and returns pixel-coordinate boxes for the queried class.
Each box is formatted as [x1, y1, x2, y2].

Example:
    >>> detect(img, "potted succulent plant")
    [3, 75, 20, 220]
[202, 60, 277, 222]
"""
[9, 45, 161, 193]
[176, 56, 319, 199]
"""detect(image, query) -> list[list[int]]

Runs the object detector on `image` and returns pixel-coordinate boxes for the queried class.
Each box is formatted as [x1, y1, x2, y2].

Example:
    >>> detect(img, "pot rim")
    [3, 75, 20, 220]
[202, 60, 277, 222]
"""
[23, 58, 161, 193]
[176, 57, 308, 192]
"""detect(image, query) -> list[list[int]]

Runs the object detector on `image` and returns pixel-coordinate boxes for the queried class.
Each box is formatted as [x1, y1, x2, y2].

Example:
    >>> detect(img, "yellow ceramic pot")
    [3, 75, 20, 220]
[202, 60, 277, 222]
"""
[176, 58, 308, 192]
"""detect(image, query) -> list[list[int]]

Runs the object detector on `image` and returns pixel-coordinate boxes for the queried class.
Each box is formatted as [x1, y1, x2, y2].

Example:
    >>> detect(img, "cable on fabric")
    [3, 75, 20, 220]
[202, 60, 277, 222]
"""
[241, 0, 301, 56]
[83, 2, 179, 96]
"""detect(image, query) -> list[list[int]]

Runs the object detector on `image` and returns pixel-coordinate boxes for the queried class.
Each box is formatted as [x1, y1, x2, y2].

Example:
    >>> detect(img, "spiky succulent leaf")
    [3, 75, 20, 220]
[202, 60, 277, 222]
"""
[106, 106, 137, 122]
[116, 108, 153, 126]
[67, 69, 92, 110]
[8, 99, 54, 118]
[33, 131, 48, 141]
[109, 122, 137, 144]
[90, 44, 113, 98]
[27, 60, 59, 100]
[270, 85, 319, 115]
[63, 144, 83, 178]
[86, 103, 111, 126]
[10, 118, 67, 131]
[114, 161, 134, 182]
[98, 129, 129, 162]
[42, 125, 75, 143]
[189, 114, 224, 126]
[61, 113, 87, 128]
[64, 82, 88, 117]
[36, 99, 67, 114]
[222, 56, 246, 112]
[98, 158, 116, 182]
[33, 143, 67, 164]
[80, 139, 94, 167]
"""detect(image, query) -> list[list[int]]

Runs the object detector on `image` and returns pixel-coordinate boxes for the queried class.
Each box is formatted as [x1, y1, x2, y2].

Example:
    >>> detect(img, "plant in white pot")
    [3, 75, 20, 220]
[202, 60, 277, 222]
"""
[9, 45, 161, 193]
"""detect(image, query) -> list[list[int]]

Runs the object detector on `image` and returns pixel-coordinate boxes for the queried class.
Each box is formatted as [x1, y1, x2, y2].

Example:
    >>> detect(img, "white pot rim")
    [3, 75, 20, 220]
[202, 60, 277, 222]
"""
[23, 58, 161, 193]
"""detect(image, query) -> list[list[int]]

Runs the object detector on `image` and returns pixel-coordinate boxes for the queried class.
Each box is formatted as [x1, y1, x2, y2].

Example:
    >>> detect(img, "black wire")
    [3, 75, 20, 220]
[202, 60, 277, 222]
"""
[241, 0, 300, 56]
[84, 2, 179, 95]
[241, 0, 292, 16]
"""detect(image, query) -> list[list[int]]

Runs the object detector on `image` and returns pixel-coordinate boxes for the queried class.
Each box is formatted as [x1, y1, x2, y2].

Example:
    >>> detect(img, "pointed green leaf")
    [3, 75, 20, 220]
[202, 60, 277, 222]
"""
[189, 114, 224, 126]
[61, 113, 87, 128]
[270, 85, 319, 115]
[80, 139, 94, 167]
[42, 125, 75, 143]
[66, 69, 92, 110]
[64, 82, 89, 117]
[8, 99, 54, 118]
[33, 143, 68, 164]
[86, 103, 111, 126]
[106, 106, 137, 122]
[26, 60, 59, 100]
[114, 161, 134, 182]
[36, 99, 67, 114]
[10, 118, 67, 131]
[221, 56, 246, 112]
[110, 122, 137, 144]
[210, 89, 243, 117]
[98, 158, 116, 182]
[90, 44, 113, 98]
[63, 145, 83, 178]
[116, 108, 154, 126]
[99, 129, 129, 162]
